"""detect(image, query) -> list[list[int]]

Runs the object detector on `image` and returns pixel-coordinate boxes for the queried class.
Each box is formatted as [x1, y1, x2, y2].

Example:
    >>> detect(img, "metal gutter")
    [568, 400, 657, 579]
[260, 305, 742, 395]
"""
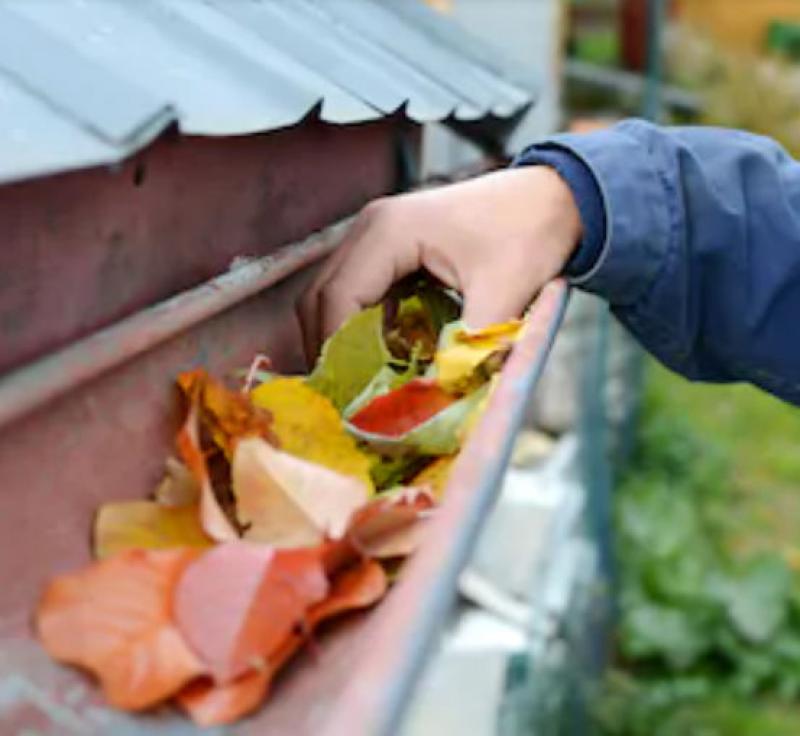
[0, 219, 350, 429]
[323, 280, 570, 736]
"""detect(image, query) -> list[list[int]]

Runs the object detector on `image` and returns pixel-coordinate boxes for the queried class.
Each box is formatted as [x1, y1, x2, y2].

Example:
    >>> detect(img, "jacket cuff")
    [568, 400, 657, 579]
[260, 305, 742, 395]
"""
[513, 145, 606, 278]
[517, 124, 673, 306]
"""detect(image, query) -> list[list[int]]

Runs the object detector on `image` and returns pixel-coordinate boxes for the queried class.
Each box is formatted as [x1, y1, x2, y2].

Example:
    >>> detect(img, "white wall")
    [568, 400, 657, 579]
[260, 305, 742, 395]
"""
[422, 0, 564, 176]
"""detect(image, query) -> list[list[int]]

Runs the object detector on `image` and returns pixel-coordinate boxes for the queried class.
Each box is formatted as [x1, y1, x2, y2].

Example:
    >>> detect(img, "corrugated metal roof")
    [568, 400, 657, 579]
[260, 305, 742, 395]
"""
[0, 0, 535, 185]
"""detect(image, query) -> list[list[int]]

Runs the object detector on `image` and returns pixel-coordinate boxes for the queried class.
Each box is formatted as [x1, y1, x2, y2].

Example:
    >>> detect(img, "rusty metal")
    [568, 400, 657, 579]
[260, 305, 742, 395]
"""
[323, 280, 570, 736]
[0, 279, 568, 735]
[0, 119, 397, 375]
[0, 97, 567, 733]
[0, 219, 349, 430]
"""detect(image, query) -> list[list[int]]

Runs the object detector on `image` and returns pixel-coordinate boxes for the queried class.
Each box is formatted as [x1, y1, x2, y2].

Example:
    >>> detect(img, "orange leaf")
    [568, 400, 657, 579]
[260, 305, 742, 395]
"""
[177, 669, 272, 727]
[177, 560, 387, 727]
[310, 560, 387, 624]
[177, 369, 276, 458]
[176, 370, 281, 542]
[233, 437, 369, 548]
[174, 542, 328, 683]
[322, 488, 436, 572]
[36, 549, 204, 710]
[177, 398, 238, 542]
[348, 488, 436, 559]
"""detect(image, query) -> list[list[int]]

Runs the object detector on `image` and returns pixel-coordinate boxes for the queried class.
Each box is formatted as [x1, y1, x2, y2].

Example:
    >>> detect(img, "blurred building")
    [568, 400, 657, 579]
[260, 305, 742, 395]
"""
[422, 0, 564, 175]
[679, 0, 800, 53]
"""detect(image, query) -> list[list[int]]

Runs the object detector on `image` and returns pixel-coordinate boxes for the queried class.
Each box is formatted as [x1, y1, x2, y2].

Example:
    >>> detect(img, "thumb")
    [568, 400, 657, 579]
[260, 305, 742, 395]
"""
[460, 276, 535, 330]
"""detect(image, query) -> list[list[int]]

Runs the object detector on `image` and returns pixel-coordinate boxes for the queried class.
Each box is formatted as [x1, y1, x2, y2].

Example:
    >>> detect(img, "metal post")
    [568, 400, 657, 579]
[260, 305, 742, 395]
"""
[643, 0, 667, 122]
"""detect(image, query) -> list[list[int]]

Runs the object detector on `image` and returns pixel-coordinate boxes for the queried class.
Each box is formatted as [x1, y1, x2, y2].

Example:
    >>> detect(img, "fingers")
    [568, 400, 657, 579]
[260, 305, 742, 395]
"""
[460, 267, 538, 330]
[298, 209, 377, 363]
[297, 199, 421, 363]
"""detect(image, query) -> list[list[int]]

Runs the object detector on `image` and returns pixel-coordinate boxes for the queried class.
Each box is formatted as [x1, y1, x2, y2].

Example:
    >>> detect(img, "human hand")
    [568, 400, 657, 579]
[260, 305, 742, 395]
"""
[298, 166, 582, 361]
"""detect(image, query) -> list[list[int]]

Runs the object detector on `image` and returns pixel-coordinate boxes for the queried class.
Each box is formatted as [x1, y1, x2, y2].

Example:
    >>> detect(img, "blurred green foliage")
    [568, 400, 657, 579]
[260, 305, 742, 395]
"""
[667, 29, 800, 156]
[593, 362, 800, 735]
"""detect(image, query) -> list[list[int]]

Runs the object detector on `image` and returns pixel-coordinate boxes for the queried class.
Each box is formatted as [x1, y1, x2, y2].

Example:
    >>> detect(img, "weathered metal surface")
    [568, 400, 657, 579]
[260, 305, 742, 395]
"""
[316, 0, 531, 120]
[0, 269, 312, 634]
[0, 271, 567, 734]
[323, 280, 570, 736]
[0, 6, 171, 145]
[0, 118, 397, 375]
[0, 0, 533, 186]
[0, 220, 351, 430]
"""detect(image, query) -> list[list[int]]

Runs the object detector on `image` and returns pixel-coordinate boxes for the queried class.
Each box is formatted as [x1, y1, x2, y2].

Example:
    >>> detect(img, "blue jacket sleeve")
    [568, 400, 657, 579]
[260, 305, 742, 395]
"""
[519, 119, 800, 406]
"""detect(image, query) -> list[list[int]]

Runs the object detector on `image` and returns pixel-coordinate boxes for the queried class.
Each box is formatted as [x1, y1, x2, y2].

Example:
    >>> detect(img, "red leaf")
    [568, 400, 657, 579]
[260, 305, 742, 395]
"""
[174, 542, 328, 684]
[348, 379, 455, 437]
[36, 549, 204, 710]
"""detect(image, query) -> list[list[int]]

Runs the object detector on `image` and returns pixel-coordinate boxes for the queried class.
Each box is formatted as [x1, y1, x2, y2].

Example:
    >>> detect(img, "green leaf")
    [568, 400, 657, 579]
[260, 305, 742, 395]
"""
[368, 454, 429, 491]
[307, 306, 392, 412]
[616, 482, 704, 559]
[620, 601, 713, 669]
[718, 555, 792, 644]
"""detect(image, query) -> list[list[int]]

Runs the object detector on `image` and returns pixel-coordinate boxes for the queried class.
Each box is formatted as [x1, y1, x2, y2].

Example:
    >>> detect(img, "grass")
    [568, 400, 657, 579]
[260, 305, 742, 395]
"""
[647, 361, 800, 565]
[592, 360, 800, 735]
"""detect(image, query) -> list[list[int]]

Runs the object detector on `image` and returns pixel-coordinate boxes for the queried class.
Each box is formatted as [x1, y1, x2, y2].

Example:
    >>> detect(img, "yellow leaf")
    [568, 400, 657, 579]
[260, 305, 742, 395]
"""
[251, 377, 374, 493]
[233, 437, 369, 548]
[455, 320, 523, 348]
[93, 501, 213, 559]
[434, 320, 523, 393]
[410, 455, 457, 500]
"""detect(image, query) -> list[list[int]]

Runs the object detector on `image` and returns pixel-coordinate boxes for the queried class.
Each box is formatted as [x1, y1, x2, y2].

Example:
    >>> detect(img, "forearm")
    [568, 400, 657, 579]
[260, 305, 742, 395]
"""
[521, 120, 800, 405]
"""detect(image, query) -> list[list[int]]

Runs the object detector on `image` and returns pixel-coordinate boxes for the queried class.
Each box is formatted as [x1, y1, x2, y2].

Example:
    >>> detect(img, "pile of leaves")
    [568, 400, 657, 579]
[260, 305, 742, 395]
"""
[35, 289, 524, 727]
[593, 401, 800, 735]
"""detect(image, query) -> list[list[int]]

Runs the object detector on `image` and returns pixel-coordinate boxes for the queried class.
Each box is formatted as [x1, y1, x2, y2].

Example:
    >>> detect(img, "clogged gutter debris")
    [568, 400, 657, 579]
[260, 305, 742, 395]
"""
[34, 286, 525, 726]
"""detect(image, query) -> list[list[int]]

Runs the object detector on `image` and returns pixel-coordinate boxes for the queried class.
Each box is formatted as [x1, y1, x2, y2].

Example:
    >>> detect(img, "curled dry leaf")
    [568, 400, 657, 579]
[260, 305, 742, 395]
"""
[410, 455, 457, 500]
[348, 488, 436, 559]
[93, 501, 212, 559]
[177, 369, 276, 459]
[250, 377, 373, 491]
[176, 370, 281, 542]
[434, 319, 522, 393]
[178, 669, 273, 728]
[154, 456, 199, 508]
[36, 549, 204, 710]
[177, 560, 387, 727]
[233, 437, 369, 548]
[174, 542, 328, 684]
[177, 398, 238, 542]
[310, 559, 387, 623]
